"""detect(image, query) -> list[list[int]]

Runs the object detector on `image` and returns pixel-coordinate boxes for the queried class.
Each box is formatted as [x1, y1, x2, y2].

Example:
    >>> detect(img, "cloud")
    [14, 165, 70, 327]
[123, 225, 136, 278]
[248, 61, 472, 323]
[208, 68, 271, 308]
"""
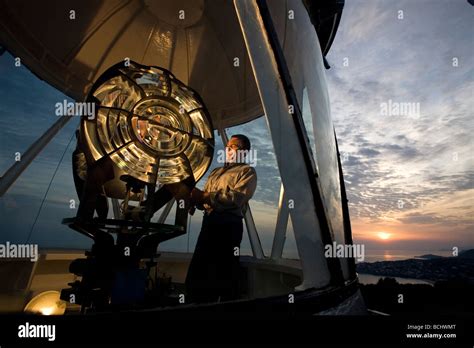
[326, 0, 473, 249]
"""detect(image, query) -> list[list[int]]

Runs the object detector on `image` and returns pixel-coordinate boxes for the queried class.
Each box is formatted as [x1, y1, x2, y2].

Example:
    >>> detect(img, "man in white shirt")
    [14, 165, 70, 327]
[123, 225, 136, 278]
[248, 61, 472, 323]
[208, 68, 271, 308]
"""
[185, 134, 257, 303]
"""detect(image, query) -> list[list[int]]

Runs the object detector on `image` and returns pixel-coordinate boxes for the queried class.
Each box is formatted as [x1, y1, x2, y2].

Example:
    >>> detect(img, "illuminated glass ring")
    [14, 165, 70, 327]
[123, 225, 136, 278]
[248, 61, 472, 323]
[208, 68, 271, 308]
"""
[81, 61, 214, 185]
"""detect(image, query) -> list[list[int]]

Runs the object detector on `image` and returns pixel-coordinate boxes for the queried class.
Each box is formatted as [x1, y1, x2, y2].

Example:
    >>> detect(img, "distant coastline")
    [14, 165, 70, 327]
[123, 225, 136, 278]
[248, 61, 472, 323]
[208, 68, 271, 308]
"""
[357, 249, 474, 284]
[360, 249, 455, 262]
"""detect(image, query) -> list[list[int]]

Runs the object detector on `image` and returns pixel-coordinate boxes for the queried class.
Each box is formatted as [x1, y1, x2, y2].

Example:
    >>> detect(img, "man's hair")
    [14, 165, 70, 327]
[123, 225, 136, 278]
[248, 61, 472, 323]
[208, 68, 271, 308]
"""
[231, 134, 251, 151]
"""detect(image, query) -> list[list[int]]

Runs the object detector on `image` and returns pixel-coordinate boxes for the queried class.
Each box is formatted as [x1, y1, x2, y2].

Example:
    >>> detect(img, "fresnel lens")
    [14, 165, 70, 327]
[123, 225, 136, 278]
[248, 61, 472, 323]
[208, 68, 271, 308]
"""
[80, 61, 214, 196]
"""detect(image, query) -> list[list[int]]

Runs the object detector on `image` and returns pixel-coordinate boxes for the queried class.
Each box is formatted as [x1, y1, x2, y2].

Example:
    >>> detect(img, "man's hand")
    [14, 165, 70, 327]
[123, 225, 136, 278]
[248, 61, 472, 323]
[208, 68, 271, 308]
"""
[190, 187, 211, 206]
[164, 181, 196, 213]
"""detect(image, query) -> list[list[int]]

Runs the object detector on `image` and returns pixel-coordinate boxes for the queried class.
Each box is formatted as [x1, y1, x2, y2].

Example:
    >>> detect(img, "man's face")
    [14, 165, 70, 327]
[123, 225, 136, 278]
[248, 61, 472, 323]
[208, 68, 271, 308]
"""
[225, 137, 242, 163]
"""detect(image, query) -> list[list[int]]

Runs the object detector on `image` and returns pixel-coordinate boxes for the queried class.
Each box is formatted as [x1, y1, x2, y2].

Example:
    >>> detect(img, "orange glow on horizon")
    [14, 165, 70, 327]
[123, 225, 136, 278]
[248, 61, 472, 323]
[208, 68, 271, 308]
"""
[348, 218, 472, 247]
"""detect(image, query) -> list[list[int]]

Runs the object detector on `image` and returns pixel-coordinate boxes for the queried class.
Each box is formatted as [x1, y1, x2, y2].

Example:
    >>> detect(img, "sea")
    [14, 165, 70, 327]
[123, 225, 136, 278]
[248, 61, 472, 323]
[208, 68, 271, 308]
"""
[361, 249, 454, 263]
[357, 249, 455, 286]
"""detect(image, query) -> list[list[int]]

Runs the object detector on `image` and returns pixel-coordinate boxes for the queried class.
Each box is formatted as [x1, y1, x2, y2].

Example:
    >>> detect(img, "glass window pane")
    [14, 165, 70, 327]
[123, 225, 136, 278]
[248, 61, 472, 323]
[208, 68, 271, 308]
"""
[268, 0, 349, 278]
[0, 52, 88, 248]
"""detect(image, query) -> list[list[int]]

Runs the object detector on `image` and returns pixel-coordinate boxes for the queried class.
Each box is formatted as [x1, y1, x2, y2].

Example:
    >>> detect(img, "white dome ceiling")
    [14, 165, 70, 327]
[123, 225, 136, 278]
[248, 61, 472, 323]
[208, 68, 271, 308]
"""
[0, 0, 263, 128]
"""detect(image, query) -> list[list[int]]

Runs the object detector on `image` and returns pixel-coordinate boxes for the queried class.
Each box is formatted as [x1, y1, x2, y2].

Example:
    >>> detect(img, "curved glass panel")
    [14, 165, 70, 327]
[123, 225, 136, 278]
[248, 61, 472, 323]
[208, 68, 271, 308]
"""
[268, 0, 349, 279]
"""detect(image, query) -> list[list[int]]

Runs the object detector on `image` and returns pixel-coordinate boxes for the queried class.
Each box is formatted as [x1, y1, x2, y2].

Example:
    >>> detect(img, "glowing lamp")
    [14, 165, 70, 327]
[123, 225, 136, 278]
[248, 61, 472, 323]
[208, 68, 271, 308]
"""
[24, 290, 67, 315]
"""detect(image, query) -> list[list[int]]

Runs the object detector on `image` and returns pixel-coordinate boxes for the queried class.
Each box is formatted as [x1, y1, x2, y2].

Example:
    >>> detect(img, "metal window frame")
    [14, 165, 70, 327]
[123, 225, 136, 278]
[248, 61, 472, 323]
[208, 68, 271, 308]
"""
[270, 183, 289, 259]
[0, 116, 73, 197]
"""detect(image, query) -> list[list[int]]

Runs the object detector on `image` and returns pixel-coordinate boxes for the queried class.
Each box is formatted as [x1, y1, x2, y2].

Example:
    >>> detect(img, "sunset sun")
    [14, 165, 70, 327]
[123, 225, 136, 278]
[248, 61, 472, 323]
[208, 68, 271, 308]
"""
[377, 232, 391, 240]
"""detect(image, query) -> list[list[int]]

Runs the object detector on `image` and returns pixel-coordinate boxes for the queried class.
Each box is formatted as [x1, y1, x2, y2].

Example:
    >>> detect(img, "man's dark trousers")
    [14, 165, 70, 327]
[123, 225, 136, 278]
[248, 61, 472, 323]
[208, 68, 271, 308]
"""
[185, 211, 243, 303]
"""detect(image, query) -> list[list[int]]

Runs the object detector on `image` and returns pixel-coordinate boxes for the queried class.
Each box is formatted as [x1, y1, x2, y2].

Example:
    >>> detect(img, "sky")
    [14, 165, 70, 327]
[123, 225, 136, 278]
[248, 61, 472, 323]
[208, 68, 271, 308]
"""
[325, 0, 473, 251]
[0, 0, 472, 257]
